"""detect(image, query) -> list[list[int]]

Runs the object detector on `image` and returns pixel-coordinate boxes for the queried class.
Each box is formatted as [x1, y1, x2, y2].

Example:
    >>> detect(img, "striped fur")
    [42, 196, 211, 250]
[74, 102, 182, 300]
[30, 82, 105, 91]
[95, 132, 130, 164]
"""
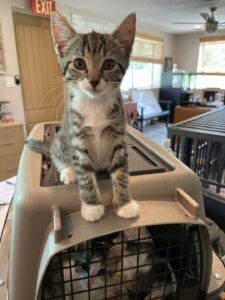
[28, 12, 139, 221]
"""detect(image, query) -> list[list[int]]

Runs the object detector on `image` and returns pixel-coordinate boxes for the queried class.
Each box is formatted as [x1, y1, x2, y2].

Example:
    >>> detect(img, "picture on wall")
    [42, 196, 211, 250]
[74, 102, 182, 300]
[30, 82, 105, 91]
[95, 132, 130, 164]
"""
[0, 22, 6, 73]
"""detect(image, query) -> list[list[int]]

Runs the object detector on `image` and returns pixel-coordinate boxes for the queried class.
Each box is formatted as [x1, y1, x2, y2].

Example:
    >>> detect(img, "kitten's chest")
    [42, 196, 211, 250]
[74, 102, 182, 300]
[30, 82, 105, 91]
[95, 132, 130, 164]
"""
[81, 100, 112, 168]
[82, 101, 109, 134]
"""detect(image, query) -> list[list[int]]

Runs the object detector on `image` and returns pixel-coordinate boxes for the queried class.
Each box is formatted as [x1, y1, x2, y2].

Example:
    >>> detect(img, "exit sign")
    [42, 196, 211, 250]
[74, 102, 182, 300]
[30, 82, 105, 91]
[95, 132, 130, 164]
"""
[31, 0, 56, 17]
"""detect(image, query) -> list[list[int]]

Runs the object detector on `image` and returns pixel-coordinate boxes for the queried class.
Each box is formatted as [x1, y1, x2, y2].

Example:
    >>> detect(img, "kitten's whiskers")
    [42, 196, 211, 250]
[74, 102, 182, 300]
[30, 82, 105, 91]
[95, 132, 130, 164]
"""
[40, 83, 63, 106]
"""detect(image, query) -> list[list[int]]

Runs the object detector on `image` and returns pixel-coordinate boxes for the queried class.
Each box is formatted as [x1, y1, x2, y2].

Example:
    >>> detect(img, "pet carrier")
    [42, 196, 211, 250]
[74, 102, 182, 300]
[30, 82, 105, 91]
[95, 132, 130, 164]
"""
[0, 122, 225, 300]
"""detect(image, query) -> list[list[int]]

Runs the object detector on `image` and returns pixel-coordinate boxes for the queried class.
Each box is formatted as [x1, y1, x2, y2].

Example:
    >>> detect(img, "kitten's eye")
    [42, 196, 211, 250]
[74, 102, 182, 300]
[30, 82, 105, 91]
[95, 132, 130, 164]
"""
[103, 59, 115, 71]
[74, 58, 86, 70]
[97, 268, 106, 276]
[81, 262, 89, 272]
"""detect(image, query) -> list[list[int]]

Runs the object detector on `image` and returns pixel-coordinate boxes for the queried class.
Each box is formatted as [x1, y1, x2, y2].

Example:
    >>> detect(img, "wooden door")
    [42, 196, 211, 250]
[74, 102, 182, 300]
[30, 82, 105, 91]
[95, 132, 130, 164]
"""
[13, 13, 64, 133]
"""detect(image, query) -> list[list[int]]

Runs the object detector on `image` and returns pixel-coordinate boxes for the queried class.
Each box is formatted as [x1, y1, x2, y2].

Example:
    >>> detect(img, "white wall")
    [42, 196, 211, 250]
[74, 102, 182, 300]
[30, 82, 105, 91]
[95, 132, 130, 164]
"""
[173, 33, 200, 72]
[174, 30, 225, 72]
[0, 0, 26, 135]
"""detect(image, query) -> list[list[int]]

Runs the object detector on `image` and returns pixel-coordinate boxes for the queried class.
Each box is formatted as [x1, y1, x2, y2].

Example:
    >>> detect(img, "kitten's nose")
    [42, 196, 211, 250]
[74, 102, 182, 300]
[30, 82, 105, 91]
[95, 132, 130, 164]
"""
[89, 80, 99, 89]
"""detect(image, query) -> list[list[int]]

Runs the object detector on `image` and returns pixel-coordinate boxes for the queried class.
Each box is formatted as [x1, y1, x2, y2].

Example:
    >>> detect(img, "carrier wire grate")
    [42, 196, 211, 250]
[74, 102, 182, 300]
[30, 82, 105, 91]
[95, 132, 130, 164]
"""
[41, 224, 203, 300]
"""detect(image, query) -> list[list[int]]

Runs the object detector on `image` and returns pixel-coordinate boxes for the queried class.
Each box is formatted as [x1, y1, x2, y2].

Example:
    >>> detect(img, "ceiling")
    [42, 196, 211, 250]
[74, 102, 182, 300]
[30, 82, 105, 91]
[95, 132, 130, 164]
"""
[56, 0, 225, 34]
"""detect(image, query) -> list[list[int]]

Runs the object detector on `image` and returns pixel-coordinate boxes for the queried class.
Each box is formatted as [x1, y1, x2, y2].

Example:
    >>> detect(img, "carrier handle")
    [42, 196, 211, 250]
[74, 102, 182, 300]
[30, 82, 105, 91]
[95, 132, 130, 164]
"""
[176, 188, 200, 218]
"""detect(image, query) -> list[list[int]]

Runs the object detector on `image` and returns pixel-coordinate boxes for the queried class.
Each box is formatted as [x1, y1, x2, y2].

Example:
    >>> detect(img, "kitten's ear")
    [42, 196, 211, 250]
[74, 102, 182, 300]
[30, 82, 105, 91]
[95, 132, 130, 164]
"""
[108, 243, 128, 259]
[108, 245, 122, 260]
[50, 11, 76, 56]
[112, 14, 136, 57]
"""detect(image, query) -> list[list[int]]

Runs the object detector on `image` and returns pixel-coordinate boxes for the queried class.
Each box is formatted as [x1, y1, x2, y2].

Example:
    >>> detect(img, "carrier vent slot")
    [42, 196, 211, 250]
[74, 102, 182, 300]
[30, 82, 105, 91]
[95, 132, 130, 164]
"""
[129, 146, 165, 176]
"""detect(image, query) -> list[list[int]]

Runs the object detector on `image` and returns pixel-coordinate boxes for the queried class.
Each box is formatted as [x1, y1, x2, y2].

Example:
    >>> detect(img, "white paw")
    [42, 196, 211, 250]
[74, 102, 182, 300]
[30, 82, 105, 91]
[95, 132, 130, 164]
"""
[116, 200, 140, 219]
[60, 167, 76, 184]
[81, 202, 105, 222]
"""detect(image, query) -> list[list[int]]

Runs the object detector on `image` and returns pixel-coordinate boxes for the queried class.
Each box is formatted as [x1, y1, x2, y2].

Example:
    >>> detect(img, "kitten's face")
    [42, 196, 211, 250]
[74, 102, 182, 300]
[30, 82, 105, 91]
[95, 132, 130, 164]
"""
[80, 252, 106, 290]
[62, 32, 126, 98]
[50, 12, 136, 99]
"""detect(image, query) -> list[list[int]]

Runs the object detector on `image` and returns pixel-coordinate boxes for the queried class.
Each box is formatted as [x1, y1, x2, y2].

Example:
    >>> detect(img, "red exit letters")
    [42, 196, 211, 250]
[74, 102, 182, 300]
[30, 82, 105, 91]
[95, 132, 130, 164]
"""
[31, 0, 56, 17]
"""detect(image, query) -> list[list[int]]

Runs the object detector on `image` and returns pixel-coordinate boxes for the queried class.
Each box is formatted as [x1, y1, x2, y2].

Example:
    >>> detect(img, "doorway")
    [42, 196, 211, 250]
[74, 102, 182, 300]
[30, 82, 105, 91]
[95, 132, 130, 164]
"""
[13, 12, 64, 133]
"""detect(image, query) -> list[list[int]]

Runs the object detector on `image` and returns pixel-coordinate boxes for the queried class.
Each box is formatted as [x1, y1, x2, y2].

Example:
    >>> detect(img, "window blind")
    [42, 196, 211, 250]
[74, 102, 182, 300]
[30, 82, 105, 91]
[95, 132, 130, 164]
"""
[200, 35, 225, 43]
[131, 33, 164, 64]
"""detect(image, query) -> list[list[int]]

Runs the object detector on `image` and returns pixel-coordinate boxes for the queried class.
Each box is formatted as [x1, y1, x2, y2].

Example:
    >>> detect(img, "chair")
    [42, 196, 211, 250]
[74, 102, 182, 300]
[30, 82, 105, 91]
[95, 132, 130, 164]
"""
[128, 89, 171, 132]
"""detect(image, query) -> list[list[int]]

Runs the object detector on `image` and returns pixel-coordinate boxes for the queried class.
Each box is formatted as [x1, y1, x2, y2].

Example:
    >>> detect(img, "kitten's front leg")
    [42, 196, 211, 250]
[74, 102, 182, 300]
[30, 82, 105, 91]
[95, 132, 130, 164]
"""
[51, 136, 77, 185]
[110, 144, 139, 219]
[60, 166, 76, 184]
[74, 146, 104, 222]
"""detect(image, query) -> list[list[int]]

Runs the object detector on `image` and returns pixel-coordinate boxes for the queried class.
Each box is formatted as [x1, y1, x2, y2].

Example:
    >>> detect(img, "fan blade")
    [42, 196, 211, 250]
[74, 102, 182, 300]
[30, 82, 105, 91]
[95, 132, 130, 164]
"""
[200, 13, 209, 21]
[172, 22, 205, 24]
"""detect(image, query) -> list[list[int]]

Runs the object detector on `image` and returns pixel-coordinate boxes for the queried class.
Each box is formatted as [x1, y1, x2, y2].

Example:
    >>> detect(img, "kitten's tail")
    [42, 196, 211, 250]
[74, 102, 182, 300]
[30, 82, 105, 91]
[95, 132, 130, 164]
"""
[25, 139, 51, 158]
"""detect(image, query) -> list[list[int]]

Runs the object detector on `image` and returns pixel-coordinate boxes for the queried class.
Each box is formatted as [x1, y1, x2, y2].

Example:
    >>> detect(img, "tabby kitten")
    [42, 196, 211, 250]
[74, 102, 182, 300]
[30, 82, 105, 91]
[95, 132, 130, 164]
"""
[27, 11, 139, 222]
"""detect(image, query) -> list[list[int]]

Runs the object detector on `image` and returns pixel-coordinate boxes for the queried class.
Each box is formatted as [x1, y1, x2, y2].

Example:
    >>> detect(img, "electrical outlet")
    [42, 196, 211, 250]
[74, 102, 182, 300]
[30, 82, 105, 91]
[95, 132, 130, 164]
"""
[4, 76, 15, 88]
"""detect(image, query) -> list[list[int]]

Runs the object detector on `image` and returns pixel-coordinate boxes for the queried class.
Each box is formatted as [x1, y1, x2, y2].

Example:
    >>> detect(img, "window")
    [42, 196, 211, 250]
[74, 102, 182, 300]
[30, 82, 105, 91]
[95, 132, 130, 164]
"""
[121, 62, 152, 90]
[195, 75, 225, 89]
[197, 36, 225, 73]
[196, 36, 225, 89]
[121, 33, 164, 91]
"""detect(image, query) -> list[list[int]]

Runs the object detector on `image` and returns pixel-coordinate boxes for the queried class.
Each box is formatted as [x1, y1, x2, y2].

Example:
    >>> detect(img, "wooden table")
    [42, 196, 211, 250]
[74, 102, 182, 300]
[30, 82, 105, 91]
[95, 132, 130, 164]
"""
[174, 105, 211, 123]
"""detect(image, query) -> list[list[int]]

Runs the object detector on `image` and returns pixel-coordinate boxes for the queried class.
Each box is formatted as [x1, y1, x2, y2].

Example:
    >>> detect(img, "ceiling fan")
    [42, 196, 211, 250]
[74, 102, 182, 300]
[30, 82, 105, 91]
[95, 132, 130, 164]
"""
[173, 7, 225, 33]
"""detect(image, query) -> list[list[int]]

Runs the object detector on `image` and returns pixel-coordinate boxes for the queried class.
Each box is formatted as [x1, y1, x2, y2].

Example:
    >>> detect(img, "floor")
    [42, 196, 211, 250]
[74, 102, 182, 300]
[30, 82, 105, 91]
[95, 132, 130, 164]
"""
[142, 121, 168, 145]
